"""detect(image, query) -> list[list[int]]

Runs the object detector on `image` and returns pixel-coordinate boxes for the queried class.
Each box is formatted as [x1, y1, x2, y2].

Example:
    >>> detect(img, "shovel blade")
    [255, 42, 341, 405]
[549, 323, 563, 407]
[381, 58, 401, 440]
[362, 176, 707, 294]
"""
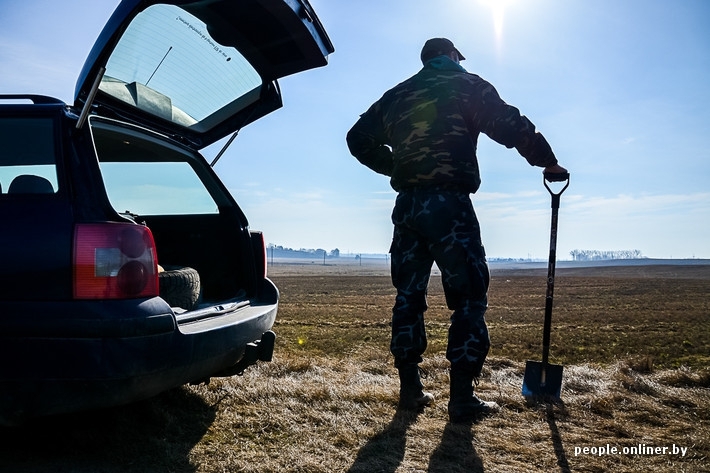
[522, 360, 563, 400]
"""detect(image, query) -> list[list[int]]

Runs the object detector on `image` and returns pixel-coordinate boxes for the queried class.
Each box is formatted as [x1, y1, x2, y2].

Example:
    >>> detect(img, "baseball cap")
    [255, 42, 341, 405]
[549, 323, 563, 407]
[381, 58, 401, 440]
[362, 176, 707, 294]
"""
[420, 38, 466, 63]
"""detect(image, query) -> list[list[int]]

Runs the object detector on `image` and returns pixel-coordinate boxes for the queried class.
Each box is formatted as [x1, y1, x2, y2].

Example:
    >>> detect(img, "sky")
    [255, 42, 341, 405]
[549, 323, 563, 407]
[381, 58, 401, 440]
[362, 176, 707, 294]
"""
[1, 0, 709, 259]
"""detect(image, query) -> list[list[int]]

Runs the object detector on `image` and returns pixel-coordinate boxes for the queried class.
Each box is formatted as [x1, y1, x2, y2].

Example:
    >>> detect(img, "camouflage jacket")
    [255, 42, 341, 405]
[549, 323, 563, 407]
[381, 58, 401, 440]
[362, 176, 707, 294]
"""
[346, 58, 558, 193]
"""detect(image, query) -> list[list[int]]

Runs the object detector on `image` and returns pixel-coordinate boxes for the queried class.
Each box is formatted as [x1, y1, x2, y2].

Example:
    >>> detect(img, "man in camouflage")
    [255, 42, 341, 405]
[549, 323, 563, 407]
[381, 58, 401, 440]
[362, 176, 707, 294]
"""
[346, 38, 567, 423]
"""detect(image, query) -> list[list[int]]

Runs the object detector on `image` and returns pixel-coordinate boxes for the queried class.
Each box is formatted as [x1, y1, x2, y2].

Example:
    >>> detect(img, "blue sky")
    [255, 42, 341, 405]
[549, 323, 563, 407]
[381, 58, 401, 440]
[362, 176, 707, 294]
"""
[2, 0, 709, 259]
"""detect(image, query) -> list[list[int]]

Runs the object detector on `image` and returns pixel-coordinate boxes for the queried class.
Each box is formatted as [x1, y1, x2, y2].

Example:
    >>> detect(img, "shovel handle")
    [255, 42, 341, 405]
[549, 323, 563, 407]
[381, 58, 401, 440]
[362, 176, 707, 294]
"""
[543, 171, 570, 183]
[543, 172, 570, 209]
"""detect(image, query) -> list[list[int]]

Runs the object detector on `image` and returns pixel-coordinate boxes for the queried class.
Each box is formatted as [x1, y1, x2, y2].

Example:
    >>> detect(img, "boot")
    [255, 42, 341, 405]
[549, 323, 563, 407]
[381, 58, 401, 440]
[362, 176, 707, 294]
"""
[448, 368, 500, 423]
[397, 363, 434, 410]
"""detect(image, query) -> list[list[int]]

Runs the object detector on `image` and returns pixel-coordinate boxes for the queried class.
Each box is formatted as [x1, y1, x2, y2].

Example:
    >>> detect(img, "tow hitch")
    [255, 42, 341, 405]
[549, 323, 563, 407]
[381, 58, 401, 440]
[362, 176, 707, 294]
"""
[217, 330, 276, 377]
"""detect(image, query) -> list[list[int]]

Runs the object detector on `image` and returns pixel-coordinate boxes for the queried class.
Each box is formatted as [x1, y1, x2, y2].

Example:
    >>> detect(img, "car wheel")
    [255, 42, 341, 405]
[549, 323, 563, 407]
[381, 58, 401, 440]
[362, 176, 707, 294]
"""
[158, 265, 201, 310]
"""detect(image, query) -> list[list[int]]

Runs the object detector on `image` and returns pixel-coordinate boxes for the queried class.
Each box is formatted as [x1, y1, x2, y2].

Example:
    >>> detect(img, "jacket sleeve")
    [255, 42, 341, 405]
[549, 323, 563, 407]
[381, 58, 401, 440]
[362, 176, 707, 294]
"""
[346, 104, 394, 177]
[474, 82, 558, 168]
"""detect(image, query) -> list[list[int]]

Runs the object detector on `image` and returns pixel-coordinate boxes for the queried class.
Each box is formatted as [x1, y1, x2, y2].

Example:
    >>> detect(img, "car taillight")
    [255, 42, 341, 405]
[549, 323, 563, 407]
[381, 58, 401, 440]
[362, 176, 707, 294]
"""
[74, 223, 159, 300]
[251, 231, 267, 278]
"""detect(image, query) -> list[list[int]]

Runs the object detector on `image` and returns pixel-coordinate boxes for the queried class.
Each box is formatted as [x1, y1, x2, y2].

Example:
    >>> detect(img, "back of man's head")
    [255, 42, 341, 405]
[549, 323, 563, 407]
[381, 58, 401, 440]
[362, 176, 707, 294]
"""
[420, 38, 466, 64]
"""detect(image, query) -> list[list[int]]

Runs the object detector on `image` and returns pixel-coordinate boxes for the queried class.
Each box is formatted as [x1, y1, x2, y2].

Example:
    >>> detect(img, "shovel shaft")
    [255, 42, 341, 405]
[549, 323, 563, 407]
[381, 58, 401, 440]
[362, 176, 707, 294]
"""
[542, 205, 560, 365]
[541, 174, 569, 368]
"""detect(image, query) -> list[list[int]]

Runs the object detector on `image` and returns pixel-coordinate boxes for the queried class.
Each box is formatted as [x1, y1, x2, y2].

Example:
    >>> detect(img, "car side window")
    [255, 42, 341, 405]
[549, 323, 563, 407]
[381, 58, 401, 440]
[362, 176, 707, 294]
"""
[0, 117, 58, 194]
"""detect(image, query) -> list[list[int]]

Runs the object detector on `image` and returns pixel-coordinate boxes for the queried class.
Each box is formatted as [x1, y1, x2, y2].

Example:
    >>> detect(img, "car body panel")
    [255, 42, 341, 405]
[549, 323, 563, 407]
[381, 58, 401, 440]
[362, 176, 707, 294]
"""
[0, 289, 277, 424]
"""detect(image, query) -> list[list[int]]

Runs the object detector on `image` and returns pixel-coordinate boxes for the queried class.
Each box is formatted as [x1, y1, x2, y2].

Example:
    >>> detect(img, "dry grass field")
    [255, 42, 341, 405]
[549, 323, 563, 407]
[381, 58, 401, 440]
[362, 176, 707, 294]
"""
[1, 262, 708, 472]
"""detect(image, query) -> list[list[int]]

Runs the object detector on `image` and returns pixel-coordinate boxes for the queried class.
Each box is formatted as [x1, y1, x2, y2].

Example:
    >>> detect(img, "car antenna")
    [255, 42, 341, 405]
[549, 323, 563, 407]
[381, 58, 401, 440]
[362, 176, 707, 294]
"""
[76, 66, 106, 130]
[210, 129, 239, 167]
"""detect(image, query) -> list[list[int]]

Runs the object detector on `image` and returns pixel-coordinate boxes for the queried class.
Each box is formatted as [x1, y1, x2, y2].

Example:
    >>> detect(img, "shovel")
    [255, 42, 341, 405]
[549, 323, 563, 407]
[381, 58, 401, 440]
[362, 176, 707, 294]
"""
[522, 170, 570, 400]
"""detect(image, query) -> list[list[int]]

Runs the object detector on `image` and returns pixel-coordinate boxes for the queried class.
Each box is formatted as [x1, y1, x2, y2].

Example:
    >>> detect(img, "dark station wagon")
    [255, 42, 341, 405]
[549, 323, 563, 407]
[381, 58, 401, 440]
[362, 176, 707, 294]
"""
[0, 0, 333, 425]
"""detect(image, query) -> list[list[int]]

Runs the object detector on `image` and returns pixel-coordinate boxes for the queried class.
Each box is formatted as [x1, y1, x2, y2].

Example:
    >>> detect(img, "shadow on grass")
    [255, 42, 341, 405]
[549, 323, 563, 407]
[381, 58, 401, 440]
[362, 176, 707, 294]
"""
[523, 398, 571, 473]
[546, 403, 571, 473]
[429, 422, 482, 473]
[346, 408, 419, 473]
[0, 387, 215, 473]
[346, 408, 484, 473]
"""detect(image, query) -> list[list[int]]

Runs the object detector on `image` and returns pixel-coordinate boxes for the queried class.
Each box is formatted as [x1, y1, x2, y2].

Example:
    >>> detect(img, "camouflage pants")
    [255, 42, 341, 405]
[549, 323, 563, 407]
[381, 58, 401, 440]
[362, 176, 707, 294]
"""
[389, 189, 490, 376]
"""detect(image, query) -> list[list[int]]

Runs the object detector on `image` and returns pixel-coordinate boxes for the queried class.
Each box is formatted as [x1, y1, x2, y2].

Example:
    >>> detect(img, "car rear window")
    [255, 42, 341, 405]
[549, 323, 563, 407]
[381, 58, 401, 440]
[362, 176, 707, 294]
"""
[100, 4, 262, 129]
[99, 161, 219, 216]
[0, 117, 58, 194]
[91, 120, 221, 216]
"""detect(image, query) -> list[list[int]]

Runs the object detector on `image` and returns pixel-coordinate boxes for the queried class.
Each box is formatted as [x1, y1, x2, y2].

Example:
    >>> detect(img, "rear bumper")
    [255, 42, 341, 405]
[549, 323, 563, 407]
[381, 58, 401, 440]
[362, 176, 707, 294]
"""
[0, 280, 278, 425]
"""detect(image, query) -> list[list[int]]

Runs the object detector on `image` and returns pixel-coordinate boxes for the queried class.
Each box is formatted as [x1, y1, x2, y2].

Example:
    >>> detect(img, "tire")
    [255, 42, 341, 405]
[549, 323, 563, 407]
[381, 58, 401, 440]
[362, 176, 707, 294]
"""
[158, 265, 201, 310]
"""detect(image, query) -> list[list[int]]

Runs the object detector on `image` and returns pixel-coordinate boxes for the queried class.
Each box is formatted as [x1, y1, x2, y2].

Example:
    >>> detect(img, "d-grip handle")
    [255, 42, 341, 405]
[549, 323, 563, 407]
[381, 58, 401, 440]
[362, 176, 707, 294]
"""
[543, 171, 570, 183]
[543, 171, 570, 206]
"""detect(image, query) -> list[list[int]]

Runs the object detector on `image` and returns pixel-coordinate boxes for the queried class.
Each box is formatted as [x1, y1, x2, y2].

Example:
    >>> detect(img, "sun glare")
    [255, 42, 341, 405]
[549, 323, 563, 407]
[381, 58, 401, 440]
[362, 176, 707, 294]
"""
[478, 0, 516, 44]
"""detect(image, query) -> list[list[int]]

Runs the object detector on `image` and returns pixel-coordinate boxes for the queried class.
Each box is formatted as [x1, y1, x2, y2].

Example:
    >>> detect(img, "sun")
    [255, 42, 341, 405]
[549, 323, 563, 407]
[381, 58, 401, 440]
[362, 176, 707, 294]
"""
[478, 0, 516, 44]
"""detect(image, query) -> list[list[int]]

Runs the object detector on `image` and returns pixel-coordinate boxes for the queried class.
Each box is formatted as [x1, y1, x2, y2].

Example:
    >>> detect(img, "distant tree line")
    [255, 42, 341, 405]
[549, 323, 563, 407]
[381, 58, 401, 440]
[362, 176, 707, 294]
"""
[569, 249, 644, 261]
[267, 245, 340, 258]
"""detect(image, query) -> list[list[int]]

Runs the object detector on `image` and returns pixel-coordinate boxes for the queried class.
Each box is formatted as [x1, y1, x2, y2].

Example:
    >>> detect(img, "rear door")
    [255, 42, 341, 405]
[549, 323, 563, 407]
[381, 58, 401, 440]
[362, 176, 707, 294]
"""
[0, 104, 73, 300]
[74, 0, 334, 148]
